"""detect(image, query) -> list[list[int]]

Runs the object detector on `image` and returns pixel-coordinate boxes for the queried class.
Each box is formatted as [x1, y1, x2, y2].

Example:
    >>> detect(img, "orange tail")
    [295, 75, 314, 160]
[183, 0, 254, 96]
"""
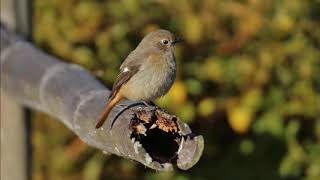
[95, 93, 123, 129]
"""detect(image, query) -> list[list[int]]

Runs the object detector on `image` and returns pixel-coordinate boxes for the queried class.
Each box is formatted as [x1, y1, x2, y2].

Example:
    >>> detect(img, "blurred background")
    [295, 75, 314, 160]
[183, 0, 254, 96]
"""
[2, 0, 320, 179]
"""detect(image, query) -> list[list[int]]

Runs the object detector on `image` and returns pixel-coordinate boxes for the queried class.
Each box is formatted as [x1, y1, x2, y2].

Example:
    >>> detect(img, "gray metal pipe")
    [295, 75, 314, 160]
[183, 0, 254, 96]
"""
[0, 26, 204, 171]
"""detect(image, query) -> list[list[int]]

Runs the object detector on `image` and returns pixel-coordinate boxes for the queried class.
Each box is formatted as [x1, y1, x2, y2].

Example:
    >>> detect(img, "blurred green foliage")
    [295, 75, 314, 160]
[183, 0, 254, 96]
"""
[33, 0, 320, 179]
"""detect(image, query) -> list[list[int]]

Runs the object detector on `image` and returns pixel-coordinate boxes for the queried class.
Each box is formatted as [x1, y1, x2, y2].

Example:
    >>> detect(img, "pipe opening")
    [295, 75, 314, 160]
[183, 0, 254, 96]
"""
[130, 108, 181, 164]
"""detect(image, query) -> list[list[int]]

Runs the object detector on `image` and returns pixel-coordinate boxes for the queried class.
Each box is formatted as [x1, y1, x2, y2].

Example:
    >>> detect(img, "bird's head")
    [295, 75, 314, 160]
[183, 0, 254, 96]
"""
[139, 29, 183, 52]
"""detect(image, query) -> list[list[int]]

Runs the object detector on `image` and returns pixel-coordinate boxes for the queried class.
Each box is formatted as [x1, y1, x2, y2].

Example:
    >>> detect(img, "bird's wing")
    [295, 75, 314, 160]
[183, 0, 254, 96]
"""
[109, 51, 144, 98]
[109, 64, 140, 98]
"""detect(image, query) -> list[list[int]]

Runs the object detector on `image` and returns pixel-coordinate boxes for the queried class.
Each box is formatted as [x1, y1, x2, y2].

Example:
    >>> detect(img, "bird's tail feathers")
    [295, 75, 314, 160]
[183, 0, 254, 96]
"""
[95, 93, 123, 129]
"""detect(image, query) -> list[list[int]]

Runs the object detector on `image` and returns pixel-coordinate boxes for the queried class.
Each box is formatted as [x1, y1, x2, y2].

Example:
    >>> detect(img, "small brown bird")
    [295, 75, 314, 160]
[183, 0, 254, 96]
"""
[95, 29, 182, 129]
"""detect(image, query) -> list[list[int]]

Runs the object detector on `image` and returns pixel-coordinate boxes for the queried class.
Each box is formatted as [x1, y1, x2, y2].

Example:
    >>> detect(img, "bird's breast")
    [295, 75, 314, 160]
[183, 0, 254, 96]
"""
[121, 55, 176, 101]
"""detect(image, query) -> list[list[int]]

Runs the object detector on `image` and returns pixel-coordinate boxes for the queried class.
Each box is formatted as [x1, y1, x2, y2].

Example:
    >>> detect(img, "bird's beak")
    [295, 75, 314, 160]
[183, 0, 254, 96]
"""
[173, 37, 184, 44]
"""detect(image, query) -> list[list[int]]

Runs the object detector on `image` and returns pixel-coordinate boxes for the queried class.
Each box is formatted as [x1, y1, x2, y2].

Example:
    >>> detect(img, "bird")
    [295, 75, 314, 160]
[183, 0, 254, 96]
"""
[95, 29, 182, 129]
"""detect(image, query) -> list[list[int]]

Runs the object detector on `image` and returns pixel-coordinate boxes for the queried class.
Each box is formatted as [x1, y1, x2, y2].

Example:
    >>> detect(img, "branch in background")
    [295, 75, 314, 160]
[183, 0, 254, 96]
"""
[0, 25, 204, 171]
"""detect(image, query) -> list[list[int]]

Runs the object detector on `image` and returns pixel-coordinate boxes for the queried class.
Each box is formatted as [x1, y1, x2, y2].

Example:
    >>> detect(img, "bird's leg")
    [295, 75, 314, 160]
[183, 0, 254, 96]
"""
[119, 101, 154, 108]
[142, 101, 156, 107]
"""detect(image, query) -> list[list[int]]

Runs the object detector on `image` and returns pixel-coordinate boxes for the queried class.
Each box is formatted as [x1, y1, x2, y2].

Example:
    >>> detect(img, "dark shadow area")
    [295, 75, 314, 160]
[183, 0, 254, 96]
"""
[131, 128, 180, 164]
[142, 128, 179, 163]
[181, 117, 289, 180]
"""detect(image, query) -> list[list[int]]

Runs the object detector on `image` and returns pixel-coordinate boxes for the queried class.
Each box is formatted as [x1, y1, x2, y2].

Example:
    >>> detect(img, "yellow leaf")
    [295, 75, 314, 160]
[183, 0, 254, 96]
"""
[198, 98, 216, 117]
[227, 105, 253, 134]
[183, 14, 203, 44]
[156, 80, 187, 108]
[168, 81, 187, 105]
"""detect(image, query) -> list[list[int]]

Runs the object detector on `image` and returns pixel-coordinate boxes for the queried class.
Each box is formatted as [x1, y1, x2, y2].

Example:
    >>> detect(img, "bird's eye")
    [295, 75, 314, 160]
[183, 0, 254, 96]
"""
[162, 40, 169, 45]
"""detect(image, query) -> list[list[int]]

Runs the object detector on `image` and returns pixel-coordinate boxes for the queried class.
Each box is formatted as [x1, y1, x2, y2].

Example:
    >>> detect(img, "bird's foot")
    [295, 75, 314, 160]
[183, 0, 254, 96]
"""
[142, 101, 156, 107]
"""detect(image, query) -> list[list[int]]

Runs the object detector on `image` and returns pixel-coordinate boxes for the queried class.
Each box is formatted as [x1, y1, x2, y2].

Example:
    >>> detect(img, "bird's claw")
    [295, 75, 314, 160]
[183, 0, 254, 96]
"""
[142, 101, 156, 107]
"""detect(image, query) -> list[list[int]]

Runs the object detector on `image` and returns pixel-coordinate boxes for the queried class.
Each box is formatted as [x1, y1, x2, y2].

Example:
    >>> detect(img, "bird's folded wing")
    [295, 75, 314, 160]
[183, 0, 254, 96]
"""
[109, 62, 140, 98]
[110, 47, 153, 98]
